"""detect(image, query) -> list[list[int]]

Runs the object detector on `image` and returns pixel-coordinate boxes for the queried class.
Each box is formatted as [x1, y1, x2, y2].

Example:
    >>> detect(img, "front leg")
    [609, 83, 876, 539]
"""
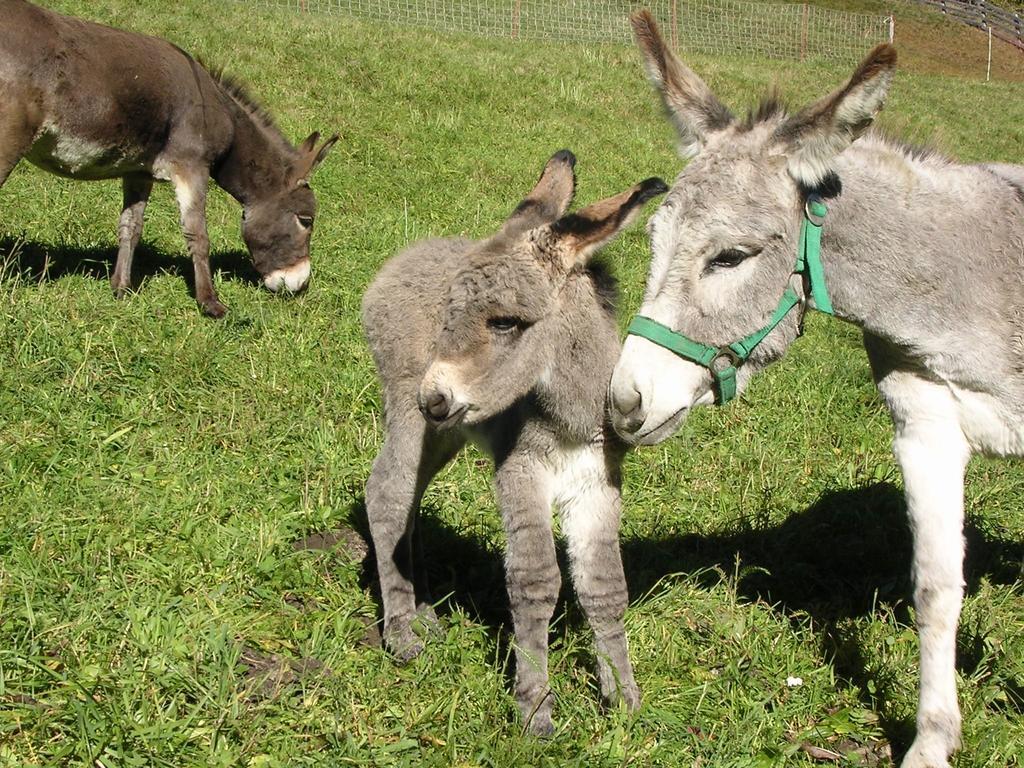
[877, 368, 970, 768]
[495, 451, 560, 736]
[170, 168, 225, 317]
[366, 408, 461, 661]
[557, 444, 639, 712]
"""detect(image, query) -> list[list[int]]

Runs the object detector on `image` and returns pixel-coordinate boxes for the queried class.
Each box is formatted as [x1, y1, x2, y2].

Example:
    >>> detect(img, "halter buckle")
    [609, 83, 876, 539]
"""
[711, 348, 741, 373]
[804, 193, 827, 227]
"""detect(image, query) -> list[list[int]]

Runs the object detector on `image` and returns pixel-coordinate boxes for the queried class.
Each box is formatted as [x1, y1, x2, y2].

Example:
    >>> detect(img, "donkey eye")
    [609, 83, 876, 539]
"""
[487, 316, 528, 334]
[297, 214, 314, 229]
[708, 248, 756, 270]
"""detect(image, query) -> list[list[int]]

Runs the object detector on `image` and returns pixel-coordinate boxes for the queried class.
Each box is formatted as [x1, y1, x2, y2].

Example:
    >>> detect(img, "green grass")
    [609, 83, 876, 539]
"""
[1, 1, 1023, 765]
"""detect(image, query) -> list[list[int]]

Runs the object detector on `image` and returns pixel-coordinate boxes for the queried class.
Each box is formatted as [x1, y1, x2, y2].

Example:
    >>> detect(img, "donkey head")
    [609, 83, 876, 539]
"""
[419, 150, 667, 429]
[610, 10, 896, 445]
[242, 131, 339, 294]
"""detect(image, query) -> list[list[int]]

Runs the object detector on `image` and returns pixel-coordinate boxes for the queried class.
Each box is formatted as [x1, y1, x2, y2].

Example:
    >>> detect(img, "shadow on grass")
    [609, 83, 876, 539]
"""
[622, 482, 1024, 620]
[340, 481, 1024, 750]
[0, 236, 260, 295]
[345, 496, 512, 633]
[618, 481, 1024, 753]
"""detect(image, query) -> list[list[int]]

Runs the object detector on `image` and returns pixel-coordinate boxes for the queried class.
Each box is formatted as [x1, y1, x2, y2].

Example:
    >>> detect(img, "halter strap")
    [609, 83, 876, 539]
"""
[626, 194, 833, 404]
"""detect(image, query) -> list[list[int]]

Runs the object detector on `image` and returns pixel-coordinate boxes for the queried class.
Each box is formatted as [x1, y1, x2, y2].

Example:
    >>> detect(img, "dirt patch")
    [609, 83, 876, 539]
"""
[292, 526, 370, 562]
[238, 646, 331, 702]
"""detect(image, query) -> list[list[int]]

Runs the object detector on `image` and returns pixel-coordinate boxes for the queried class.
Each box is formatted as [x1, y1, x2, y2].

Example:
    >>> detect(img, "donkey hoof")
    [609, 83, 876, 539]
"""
[112, 283, 133, 299]
[618, 683, 642, 713]
[413, 603, 441, 636]
[200, 298, 228, 318]
[383, 623, 424, 663]
[524, 712, 556, 738]
[900, 748, 952, 768]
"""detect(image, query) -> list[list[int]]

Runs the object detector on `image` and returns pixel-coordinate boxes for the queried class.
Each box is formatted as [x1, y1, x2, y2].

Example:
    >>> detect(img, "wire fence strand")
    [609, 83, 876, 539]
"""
[246, 0, 892, 62]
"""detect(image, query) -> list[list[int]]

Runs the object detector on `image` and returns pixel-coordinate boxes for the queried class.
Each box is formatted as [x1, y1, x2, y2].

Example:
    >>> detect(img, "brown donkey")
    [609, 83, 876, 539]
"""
[0, 0, 338, 316]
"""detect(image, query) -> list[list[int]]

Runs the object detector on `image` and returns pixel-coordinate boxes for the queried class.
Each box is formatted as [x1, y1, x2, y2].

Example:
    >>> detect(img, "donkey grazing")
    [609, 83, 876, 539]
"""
[0, 0, 337, 316]
[362, 150, 666, 734]
[609, 11, 1023, 767]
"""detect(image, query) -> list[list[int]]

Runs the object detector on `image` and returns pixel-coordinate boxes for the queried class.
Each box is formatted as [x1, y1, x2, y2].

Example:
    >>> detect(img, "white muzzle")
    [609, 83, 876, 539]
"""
[264, 259, 311, 293]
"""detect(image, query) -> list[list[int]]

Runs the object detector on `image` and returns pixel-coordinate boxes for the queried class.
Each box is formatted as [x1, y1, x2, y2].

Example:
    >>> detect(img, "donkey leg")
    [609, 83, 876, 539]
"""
[884, 376, 970, 768]
[111, 175, 153, 298]
[366, 408, 461, 661]
[495, 452, 560, 736]
[170, 168, 225, 317]
[558, 450, 639, 712]
[0, 98, 35, 189]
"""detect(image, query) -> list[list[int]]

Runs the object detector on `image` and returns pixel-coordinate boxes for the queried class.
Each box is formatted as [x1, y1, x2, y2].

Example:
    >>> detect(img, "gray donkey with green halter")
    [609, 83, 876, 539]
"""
[0, 0, 337, 316]
[362, 150, 666, 734]
[610, 11, 1023, 768]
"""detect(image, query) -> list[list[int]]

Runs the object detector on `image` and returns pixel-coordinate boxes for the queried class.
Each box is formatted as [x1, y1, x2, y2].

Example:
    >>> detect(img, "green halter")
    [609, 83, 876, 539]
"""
[626, 195, 833, 405]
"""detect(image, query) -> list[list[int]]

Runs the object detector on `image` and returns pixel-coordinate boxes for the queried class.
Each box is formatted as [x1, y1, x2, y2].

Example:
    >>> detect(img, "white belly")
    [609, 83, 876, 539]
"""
[544, 442, 608, 510]
[950, 385, 1024, 457]
[26, 123, 147, 179]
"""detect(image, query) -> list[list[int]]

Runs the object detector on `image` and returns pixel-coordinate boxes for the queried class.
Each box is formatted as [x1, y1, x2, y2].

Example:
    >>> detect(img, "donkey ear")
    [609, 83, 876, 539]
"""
[546, 177, 668, 270]
[298, 131, 320, 155]
[294, 133, 339, 186]
[631, 10, 733, 158]
[500, 149, 577, 236]
[776, 44, 897, 186]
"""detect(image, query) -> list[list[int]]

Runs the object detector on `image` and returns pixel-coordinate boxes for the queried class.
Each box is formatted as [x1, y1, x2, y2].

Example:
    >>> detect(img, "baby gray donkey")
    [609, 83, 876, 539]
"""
[362, 150, 666, 734]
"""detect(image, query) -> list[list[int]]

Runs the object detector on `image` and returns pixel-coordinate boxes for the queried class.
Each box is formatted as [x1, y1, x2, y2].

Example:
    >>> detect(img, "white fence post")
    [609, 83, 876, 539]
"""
[987, 25, 993, 81]
[888, 15, 895, 42]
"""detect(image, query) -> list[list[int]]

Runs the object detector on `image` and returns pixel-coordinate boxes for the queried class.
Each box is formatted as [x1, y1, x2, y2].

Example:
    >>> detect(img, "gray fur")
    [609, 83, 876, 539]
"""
[362, 151, 666, 734]
[611, 12, 1023, 768]
[0, 0, 337, 316]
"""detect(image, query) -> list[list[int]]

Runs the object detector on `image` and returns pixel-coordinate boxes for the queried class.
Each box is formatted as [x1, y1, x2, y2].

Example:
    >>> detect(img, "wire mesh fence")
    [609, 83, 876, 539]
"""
[248, 0, 893, 62]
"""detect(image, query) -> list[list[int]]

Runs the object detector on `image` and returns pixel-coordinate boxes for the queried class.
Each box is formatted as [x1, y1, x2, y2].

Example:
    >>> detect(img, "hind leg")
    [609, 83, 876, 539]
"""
[366, 403, 462, 660]
[111, 175, 153, 298]
[559, 445, 639, 712]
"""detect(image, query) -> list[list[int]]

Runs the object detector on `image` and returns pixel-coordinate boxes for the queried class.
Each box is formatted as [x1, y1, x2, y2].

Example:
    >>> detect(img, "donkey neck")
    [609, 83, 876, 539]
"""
[534, 268, 620, 443]
[815, 137, 1024, 366]
[212, 95, 296, 205]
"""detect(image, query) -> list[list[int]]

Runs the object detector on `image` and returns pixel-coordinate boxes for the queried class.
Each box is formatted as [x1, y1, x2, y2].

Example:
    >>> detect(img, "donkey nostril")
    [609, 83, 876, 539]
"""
[612, 385, 643, 419]
[424, 391, 449, 420]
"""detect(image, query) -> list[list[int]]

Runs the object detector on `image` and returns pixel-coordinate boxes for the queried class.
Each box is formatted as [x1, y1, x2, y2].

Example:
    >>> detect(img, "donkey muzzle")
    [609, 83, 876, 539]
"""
[263, 258, 311, 294]
[417, 384, 467, 429]
[610, 335, 708, 445]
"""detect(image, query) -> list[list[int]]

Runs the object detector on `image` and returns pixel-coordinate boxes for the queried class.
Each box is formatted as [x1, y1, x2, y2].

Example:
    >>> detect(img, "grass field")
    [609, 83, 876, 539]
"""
[1, 1, 1023, 765]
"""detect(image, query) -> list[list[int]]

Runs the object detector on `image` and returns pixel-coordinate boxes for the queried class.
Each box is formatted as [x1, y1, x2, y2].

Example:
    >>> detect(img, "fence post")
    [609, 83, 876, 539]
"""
[987, 24, 993, 81]
[888, 15, 895, 43]
[800, 3, 809, 61]
[511, 0, 521, 39]
[671, 0, 679, 51]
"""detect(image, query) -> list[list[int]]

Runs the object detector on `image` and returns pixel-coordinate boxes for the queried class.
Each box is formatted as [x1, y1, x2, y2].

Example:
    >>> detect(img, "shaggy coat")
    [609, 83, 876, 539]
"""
[363, 150, 666, 733]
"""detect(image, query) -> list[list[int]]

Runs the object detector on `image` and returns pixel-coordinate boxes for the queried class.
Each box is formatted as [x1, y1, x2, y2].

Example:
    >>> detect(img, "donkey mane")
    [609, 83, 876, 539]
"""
[205, 63, 296, 152]
[737, 91, 788, 132]
[739, 91, 946, 167]
[582, 256, 619, 315]
[859, 129, 947, 165]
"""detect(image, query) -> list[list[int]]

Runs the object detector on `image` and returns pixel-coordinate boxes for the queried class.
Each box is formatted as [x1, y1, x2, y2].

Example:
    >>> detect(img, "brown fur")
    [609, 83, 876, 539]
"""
[0, 0, 337, 316]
